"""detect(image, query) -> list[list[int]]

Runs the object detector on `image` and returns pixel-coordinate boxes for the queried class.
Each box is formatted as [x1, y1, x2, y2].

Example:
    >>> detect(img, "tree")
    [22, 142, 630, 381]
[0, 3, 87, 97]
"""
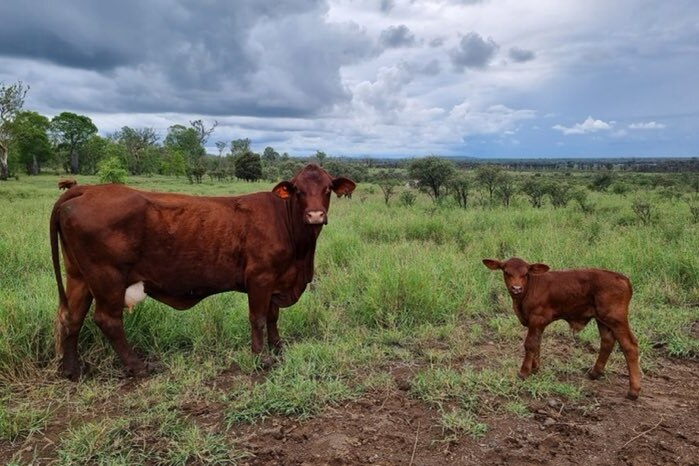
[496, 172, 516, 207]
[97, 156, 128, 184]
[8, 111, 51, 175]
[314, 150, 327, 166]
[475, 165, 502, 203]
[165, 124, 206, 182]
[374, 169, 402, 205]
[50, 112, 97, 174]
[449, 172, 472, 208]
[114, 126, 159, 175]
[545, 181, 572, 208]
[230, 138, 251, 157]
[408, 156, 456, 201]
[0, 81, 29, 180]
[262, 146, 279, 164]
[234, 151, 263, 181]
[521, 178, 546, 208]
[78, 134, 110, 175]
[190, 119, 218, 145]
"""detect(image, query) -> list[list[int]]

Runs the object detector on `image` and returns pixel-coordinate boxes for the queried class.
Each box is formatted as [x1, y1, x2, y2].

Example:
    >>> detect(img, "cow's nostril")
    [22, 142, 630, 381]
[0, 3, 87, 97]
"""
[305, 211, 326, 224]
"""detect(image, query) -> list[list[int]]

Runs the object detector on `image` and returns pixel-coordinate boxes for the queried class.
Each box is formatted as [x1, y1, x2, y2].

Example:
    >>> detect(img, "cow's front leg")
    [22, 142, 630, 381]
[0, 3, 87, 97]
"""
[247, 289, 272, 356]
[267, 303, 283, 354]
[519, 325, 544, 379]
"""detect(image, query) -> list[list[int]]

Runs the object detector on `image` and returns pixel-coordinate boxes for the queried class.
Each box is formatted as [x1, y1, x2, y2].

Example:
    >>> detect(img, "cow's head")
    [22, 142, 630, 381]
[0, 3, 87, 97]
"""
[272, 164, 356, 225]
[482, 257, 549, 297]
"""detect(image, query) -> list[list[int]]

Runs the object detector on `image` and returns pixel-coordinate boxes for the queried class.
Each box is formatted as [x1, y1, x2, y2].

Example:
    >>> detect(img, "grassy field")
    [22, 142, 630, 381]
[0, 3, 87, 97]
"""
[1, 172, 698, 464]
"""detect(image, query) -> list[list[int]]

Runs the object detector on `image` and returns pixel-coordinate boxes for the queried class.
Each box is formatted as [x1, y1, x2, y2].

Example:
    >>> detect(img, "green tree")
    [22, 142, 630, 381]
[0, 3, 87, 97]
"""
[314, 150, 327, 166]
[230, 138, 251, 157]
[50, 112, 97, 174]
[114, 126, 159, 175]
[545, 181, 572, 208]
[161, 149, 187, 177]
[521, 177, 546, 208]
[78, 134, 110, 175]
[496, 172, 516, 207]
[374, 169, 402, 205]
[475, 165, 502, 203]
[449, 172, 472, 208]
[234, 151, 263, 181]
[408, 156, 456, 201]
[165, 124, 206, 182]
[262, 146, 279, 164]
[0, 81, 29, 180]
[8, 110, 51, 175]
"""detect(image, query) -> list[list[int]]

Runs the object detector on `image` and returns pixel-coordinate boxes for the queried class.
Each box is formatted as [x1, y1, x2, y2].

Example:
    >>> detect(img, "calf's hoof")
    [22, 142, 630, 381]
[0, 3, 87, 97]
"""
[587, 369, 603, 380]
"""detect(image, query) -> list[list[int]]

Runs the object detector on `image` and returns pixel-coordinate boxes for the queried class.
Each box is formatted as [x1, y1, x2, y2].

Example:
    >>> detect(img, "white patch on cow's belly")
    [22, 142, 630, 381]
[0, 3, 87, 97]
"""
[124, 281, 146, 312]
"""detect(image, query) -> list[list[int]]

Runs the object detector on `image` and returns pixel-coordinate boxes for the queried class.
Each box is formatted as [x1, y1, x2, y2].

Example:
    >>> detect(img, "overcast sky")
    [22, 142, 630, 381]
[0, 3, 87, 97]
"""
[1, 0, 697, 158]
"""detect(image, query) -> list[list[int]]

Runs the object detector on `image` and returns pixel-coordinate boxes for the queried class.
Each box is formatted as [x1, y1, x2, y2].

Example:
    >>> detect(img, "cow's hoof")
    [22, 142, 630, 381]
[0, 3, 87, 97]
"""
[587, 369, 603, 380]
[269, 340, 285, 355]
[124, 361, 149, 378]
[517, 371, 530, 380]
[626, 390, 639, 401]
[59, 365, 82, 381]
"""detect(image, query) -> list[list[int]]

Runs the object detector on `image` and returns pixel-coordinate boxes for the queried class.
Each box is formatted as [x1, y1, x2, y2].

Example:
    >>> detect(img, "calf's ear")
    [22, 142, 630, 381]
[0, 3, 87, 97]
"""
[482, 259, 501, 270]
[272, 181, 295, 199]
[529, 263, 550, 274]
[331, 177, 356, 197]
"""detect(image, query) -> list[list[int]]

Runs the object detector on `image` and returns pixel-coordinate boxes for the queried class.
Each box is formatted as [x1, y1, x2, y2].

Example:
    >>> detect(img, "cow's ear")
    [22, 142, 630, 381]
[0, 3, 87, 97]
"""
[482, 259, 501, 270]
[331, 177, 356, 197]
[529, 263, 550, 274]
[273, 181, 295, 200]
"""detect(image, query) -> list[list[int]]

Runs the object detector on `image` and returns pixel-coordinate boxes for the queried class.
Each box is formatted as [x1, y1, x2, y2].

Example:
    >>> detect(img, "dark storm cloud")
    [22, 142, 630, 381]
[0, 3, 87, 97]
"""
[380, 25, 417, 48]
[449, 32, 499, 70]
[0, 0, 374, 117]
[509, 46, 536, 63]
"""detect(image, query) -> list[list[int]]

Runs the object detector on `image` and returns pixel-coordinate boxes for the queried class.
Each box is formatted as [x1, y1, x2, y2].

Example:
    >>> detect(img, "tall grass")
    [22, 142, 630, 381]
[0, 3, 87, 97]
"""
[1, 174, 698, 382]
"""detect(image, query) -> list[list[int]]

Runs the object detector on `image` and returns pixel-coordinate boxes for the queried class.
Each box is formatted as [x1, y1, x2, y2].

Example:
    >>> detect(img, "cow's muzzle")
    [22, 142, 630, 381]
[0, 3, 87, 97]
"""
[305, 210, 327, 225]
[509, 285, 523, 295]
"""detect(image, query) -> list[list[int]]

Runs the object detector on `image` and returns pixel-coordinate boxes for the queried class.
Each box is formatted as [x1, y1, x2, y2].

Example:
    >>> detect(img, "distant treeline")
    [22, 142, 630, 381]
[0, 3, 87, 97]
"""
[370, 157, 699, 173]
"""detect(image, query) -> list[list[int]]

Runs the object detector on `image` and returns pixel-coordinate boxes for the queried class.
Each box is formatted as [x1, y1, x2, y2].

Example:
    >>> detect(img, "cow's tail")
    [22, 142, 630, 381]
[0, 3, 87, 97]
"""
[51, 189, 83, 356]
[50, 199, 68, 311]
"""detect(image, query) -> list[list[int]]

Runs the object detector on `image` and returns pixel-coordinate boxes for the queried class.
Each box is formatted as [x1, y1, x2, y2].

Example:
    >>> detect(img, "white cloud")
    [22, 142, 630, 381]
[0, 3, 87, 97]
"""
[628, 121, 667, 130]
[552, 116, 613, 135]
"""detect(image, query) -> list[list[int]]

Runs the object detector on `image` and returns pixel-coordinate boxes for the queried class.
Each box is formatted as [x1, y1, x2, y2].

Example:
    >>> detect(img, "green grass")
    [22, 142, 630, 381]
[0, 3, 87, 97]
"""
[1, 171, 698, 461]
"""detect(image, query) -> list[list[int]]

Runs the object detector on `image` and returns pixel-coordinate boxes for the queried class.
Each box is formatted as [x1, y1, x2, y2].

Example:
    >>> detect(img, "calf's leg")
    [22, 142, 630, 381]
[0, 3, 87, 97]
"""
[519, 325, 544, 379]
[608, 321, 641, 400]
[588, 320, 615, 379]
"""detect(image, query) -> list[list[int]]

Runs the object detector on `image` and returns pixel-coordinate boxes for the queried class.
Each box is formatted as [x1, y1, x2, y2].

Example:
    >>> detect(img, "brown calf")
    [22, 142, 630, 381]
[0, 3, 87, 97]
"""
[482, 257, 641, 400]
[58, 178, 77, 190]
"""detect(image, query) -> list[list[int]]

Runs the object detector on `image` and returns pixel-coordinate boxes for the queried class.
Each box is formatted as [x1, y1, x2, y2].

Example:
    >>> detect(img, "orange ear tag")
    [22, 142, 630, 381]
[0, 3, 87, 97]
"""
[274, 186, 290, 199]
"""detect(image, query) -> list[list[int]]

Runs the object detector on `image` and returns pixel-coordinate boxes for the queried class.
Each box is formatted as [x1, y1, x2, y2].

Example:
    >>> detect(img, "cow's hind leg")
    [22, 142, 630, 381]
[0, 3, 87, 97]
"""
[588, 320, 615, 380]
[56, 276, 93, 380]
[93, 285, 146, 377]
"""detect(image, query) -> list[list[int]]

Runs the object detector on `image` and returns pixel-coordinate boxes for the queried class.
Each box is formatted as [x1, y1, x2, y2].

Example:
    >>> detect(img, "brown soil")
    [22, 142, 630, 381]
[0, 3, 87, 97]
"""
[227, 357, 699, 466]
[2, 356, 698, 465]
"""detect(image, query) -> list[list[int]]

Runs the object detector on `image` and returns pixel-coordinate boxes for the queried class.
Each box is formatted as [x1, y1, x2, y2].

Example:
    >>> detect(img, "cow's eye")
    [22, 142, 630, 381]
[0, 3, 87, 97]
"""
[297, 191, 306, 198]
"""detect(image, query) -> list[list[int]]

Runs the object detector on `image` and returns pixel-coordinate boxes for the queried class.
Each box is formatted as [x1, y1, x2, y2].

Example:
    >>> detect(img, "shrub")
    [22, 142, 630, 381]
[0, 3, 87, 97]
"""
[97, 157, 128, 184]
[399, 190, 416, 207]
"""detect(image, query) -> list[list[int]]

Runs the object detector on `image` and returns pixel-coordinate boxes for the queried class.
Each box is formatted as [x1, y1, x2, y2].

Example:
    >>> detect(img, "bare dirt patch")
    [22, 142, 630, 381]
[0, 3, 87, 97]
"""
[230, 357, 699, 466]
[2, 355, 698, 465]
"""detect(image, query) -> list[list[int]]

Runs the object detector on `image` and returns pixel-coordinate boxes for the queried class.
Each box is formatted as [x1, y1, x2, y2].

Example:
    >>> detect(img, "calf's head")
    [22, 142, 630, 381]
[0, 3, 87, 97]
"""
[272, 164, 356, 225]
[482, 257, 550, 297]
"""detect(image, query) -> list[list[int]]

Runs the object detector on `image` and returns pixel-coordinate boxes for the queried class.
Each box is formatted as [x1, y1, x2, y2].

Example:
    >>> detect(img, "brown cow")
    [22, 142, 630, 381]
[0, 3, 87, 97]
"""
[58, 178, 77, 190]
[482, 257, 641, 400]
[50, 164, 356, 379]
